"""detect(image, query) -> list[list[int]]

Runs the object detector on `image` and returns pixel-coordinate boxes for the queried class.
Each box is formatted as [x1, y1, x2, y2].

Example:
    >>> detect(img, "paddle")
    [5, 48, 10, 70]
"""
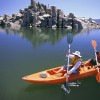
[65, 33, 73, 93]
[67, 33, 73, 65]
[91, 40, 100, 82]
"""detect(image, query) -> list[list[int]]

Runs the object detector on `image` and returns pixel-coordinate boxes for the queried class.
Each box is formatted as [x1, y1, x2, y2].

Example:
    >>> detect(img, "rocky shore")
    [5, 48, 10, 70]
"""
[0, 0, 100, 29]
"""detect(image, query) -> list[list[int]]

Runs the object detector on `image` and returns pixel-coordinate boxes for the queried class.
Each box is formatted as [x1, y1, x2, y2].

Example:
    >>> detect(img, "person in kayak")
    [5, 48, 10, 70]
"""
[84, 51, 100, 67]
[53, 51, 82, 74]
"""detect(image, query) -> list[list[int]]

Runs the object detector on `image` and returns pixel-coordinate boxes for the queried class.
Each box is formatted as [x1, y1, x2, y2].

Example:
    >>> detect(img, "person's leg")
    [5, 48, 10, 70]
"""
[56, 66, 64, 73]
[53, 65, 67, 73]
[84, 59, 95, 66]
[56, 65, 68, 73]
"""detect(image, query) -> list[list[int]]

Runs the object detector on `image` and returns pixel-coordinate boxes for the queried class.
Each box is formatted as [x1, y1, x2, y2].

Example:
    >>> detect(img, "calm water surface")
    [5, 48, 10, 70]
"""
[0, 27, 100, 100]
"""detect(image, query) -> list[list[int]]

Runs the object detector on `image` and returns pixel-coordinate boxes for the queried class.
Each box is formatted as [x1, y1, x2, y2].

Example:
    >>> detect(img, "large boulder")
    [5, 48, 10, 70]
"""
[74, 18, 88, 29]
[51, 6, 57, 17]
[68, 13, 75, 18]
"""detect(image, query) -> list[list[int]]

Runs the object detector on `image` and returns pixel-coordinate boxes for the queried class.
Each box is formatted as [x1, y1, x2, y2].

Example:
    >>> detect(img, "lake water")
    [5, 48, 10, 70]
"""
[0, 27, 100, 100]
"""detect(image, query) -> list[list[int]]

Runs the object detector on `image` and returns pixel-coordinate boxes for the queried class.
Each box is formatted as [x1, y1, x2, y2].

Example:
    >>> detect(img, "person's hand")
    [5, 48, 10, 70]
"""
[67, 71, 70, 75]
[94, 50, 97, 53]
[96, 67, 100, 72]
[64, 71, 70, 76]
[81, 62, 84, 65]
[95, 64, 100, 68]
[66, 51, 70, 57]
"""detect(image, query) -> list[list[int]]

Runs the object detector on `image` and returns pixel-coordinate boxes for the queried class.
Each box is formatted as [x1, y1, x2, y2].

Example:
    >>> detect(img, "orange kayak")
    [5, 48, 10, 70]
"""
[22, 65, 100, 84]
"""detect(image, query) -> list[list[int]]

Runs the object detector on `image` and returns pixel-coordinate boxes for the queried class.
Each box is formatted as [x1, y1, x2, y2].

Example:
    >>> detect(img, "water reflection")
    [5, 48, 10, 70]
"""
[0, 27, 100, 100]
[0, 27, 90, 46]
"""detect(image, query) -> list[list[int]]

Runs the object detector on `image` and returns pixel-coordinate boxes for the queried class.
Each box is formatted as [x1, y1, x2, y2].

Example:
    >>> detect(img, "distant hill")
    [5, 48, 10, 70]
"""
[94, 19, 100, 24]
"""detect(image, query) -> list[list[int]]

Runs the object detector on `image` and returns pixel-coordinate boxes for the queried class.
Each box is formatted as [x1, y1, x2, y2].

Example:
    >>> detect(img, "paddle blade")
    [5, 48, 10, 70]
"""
[91, 40, 97, 48]
[96, 72, 100, 83]
[67, 33, 73, 44]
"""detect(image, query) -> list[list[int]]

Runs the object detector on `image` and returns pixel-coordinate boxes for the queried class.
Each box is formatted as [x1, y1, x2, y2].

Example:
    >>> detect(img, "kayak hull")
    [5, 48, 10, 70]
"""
[22, 65, 99, 84]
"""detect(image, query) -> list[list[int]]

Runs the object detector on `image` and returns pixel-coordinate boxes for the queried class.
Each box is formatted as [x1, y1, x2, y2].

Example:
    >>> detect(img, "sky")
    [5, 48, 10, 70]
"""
[0, 0, 100, 19]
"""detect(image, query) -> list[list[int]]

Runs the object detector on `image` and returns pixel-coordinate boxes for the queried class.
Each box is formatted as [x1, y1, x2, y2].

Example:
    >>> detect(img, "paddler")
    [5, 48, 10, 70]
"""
[53, 51, 82, 74]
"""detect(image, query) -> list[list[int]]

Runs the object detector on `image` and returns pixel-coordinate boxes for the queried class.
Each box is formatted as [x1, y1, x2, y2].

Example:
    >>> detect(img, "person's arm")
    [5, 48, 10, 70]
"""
[66, 54, 74, 58]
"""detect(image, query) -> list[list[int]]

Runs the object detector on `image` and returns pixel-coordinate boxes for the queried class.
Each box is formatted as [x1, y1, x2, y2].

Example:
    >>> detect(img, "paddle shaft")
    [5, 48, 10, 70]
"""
[65, 33, 73, 93]
[67, 44, 70, 66]
[67, 33, 73, 71]
[66, 44, 70, 83]
[94, 47, 98, 65]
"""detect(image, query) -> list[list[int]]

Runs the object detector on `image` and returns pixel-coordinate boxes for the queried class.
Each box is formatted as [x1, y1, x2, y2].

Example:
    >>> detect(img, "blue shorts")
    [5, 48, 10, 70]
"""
[63, 65, 67, 70]
[63, 65, 72, 70]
